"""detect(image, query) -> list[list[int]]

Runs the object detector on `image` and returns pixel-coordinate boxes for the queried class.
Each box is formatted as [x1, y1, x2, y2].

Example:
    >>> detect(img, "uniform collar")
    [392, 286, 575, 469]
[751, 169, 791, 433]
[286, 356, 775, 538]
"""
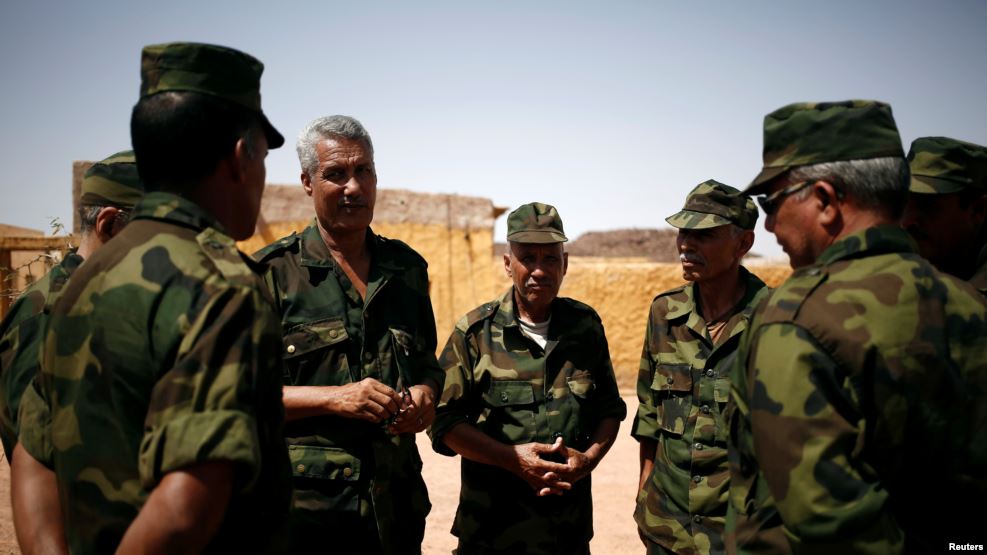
[131, 191, 225, 234]
[664, 266, 765, 322]
[815, 225, 918, 267]
[298, 221, 406, 278]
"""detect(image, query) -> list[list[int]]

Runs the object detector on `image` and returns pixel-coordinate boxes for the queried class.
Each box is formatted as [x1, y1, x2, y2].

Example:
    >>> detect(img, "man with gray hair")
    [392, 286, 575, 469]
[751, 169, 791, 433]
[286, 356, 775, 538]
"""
[727, 101, 987, 553]
[256, 115, 443, 554]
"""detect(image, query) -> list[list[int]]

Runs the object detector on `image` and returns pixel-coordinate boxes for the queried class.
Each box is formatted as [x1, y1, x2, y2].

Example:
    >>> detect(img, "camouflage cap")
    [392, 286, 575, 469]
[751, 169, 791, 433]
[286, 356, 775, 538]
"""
[666, 179, 758, 230]
[908, 136, 987, 194]
[140, 42, 284, 148]
[80, 150, 144, 208]
[506, 202, 568, 243]
[745, 100, 904, 195]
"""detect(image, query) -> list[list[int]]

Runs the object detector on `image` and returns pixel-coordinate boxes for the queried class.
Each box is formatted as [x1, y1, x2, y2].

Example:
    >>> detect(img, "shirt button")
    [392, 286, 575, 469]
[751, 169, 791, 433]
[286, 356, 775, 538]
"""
[364, 352, 373, 361]
[701, 405, 711, 414]
[296, 463, 305, 473]
[500, 392, 509, 402]
[666, 377, 674, 384]
[692, 475, 702, 484]
[342, 467, 353, 478]
[553, 432, 564, 440]
[705, 370, 715, 378]
[693, 514, 702, 523]
[329, 329, 338, 338]
[694, 443, 703, 451]
[286, 345, 296, 354]
[546, 391, 554, 400]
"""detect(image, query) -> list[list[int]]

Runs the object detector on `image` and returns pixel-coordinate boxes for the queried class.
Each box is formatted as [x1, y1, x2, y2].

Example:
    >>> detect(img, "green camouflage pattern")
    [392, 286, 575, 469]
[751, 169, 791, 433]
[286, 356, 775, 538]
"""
[726, 225, 987, 554]
[666, 180, 759, 231]
[140, 42, 284, 148]
[907, 136, 987, 194]
[746, 100, 904, 194]
[972, 246, 987, 296]
[79, 150, 144, 208]
[632, 268, 768, 555]
[0, 250, 83, 461]
[430, 288, 627, 553]
[506, 202, 568, 243]
[254, 221, 443, 554]
[18, 191, 292, 554]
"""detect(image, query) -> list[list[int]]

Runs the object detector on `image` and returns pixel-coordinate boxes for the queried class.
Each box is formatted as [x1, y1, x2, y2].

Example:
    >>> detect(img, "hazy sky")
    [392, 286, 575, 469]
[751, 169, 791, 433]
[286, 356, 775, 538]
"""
[2, 0, 985, 258]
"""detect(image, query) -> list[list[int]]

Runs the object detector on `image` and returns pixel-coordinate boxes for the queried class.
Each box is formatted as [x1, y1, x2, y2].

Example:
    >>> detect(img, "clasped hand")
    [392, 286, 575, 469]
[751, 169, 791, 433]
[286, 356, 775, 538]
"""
[511, 437, 594, 497]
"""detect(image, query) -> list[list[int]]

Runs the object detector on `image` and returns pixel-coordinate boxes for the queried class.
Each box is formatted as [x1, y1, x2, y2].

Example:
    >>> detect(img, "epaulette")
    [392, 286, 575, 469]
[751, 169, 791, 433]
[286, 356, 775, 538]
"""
[463, 300, 500, 330]
[556, 296, 603, 324]
[253, 232, 300, 262]
[758, 265, 827, 324]
[653, 283, 689, 303]
[196, 228, 258, 285]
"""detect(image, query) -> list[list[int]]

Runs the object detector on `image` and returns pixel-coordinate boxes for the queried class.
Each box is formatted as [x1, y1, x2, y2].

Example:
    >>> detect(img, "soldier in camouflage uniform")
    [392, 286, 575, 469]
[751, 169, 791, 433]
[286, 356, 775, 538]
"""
[901, 136, 987, 295]
[430, 202, 627, 555]
[632, 180, 768, 555]
[12, 42, 292, 554]
[727, 100, 987, 554]
[255, 115, 442, 555]
[0, 150, 143, 462]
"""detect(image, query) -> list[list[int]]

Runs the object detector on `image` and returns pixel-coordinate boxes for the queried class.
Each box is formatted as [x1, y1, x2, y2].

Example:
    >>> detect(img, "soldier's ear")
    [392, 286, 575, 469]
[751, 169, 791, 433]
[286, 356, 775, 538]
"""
[971, 192, 987, 228]
[813, 180, 842, 227]
[301, 171, 314, 197]
[562, 251, 568, 276]
[503, 252, 512, 278]
[94, 206, 122, 244]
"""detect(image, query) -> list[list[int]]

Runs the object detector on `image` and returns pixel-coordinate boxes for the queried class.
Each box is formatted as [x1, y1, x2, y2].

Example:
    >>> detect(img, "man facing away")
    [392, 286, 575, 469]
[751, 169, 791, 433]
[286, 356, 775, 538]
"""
[430, 202, 627, 555]
[0, 150, 143, 463]
[255, 115, 442, 555]
[900, 136, 987, 294]
[633, 180, 768, 555]
[12, 42, 292, 554]
[727, 100, 987, 554]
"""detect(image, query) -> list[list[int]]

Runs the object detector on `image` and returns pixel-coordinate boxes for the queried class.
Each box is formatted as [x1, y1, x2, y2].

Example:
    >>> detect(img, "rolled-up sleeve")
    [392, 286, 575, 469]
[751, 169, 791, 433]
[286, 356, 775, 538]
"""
[138, 286, 281, 493]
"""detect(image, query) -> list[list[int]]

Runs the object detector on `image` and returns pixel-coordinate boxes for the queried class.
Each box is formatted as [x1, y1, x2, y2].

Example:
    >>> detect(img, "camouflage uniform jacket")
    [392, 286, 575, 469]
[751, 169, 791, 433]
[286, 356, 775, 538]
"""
[254, 222, 442, 554]
[430, 288, 627, 553]
[726, 225, 987, 555]
[970, 245, 987, 296]
[632, 267, 768, 555]
[18, 192, 292, 554]
[0, 249, 83, 460]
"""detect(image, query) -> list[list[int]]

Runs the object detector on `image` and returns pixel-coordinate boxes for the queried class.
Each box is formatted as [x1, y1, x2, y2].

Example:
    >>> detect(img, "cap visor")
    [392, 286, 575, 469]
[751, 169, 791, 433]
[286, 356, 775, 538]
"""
[909, 175, 969, 195]
[665, 211, 731, 230]
[743, 166, 787, 196]
[507, 230, 568, 244]
[261, 114, 284, 149]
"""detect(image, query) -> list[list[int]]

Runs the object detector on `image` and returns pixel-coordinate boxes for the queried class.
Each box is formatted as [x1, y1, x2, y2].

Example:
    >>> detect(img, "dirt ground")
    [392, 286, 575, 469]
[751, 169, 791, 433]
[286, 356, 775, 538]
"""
[0, 394, 641, 555]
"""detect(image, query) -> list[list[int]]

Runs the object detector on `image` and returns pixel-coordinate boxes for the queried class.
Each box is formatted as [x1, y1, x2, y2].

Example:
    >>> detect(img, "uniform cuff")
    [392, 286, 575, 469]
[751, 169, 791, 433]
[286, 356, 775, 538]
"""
[428, 412, 467, 457]
[630, 402, 660, 440]
[139, 410, 261, 492]
[17, 386, 53, 468]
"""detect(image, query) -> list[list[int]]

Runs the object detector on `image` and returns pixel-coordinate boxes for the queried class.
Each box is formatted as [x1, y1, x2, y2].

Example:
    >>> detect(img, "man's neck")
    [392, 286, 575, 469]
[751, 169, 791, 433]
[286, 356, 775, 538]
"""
[696, 267, 745, 324]
[317, 223, 369, 263]
[75, 232, 101, 260]
[514, 291, 551, 324]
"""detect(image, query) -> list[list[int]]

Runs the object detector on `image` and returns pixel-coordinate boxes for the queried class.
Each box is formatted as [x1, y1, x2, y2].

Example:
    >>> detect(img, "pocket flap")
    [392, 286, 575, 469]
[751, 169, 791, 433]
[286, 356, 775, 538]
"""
[283, 318, 348, 359]
[486, 381, 535, 407]
[651, 363, 693, 392]
[287, 445, 361, 481]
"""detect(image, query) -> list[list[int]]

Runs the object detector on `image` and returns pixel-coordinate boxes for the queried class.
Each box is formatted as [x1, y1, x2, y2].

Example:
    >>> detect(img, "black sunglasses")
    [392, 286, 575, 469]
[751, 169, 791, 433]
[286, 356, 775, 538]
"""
[755, 180, 815, 215]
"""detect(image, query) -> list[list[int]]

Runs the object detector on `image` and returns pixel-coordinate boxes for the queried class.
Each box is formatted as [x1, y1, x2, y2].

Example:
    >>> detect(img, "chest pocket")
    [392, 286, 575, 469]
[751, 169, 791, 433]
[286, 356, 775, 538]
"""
[480, 380, 536, 444]
[282, 318, 349, 385]
[650, 360, 694, 436]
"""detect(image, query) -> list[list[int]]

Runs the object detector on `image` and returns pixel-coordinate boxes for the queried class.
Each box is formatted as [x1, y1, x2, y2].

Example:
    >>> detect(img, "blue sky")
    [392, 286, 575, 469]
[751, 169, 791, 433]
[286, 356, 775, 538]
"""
[2, 0, 985, 258]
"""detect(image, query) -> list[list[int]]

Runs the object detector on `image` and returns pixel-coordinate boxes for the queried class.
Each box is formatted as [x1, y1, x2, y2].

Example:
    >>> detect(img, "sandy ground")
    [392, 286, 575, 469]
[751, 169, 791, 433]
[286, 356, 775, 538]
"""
[418, 393, 641, 554]
[0, 394, 641, 555]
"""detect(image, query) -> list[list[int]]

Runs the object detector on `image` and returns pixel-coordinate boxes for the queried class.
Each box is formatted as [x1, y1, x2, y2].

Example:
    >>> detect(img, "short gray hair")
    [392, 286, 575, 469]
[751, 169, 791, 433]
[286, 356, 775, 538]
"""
[787, 156, 909, 219]
[296, 115, 374, 178]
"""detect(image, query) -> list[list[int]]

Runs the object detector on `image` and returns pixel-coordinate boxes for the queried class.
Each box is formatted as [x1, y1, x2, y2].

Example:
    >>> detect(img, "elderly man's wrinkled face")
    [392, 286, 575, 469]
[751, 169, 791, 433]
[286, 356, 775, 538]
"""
[302, 136, 377, 235]
[676, 225, 752, 283]
[763, 177, 821, 269]
[504, 242, 568, 317]
[902, 191, 986, 275]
